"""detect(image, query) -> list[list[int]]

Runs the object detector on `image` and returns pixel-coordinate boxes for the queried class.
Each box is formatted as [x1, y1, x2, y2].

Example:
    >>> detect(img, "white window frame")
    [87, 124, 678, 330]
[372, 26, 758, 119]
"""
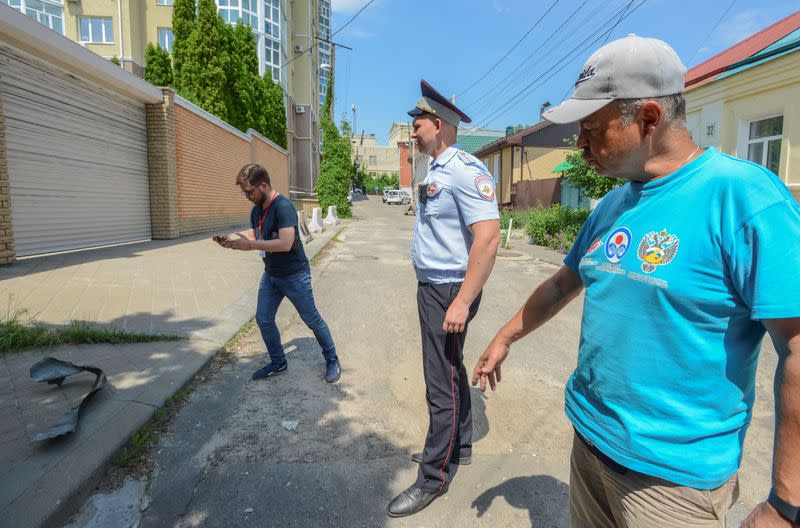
[158, 27, 174, 52]
[79, 16, 114, 44]
[737, 112, 785, 181]
[155, 0, 173, 5]
[5, 0, 65, 35]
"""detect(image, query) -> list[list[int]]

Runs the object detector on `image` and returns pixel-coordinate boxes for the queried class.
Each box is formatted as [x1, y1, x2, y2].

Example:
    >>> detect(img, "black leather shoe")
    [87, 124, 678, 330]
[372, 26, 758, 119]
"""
[386, 485, 441, 517]
[411, 452, 472, 465]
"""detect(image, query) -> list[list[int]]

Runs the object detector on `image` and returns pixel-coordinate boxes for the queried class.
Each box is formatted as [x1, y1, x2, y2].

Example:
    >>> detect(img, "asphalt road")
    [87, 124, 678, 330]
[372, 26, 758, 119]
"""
[66, 196, 777, 528]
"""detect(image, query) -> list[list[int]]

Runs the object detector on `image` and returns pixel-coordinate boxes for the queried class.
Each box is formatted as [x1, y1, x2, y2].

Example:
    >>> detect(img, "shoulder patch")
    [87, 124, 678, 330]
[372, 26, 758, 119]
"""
[474, 174, 495, 201]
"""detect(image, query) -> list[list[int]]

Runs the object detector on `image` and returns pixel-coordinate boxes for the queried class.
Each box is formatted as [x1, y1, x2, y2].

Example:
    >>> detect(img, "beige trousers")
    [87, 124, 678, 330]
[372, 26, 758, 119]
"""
[569, 433, 740, 527]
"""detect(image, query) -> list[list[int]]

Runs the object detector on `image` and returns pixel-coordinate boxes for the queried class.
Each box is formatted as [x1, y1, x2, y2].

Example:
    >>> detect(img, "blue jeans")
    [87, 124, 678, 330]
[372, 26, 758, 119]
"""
[255, 270, 337, 364]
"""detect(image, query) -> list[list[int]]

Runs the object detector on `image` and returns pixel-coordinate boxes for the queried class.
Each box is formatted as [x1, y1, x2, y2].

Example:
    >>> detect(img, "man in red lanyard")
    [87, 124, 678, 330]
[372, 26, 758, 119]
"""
[215, 164, 341, 383]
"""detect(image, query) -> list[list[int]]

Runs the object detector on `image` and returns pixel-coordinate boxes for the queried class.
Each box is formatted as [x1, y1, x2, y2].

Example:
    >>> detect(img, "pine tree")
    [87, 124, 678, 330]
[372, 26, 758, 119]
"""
[180, 0, 230, 121]
[171, 0, 196, 91]
[253, 74, 287, 149]
[144, 42, 173, 87]
[226, 21, 258, 133]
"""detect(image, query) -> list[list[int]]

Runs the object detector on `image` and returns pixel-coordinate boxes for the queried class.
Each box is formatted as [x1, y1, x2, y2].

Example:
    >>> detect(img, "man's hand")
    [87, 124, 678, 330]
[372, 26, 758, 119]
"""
[741, 501, 794, 527]
[443, 298, 470, 333]
[472, 337, 510, 392]
[221, 232, 251, 251]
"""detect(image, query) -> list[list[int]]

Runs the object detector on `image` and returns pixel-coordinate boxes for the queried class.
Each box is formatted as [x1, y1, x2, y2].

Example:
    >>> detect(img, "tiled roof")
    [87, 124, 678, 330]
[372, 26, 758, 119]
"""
[472, 121, 551, 158]
[457, 133, 504, 154]
[685, 10, 800, 90]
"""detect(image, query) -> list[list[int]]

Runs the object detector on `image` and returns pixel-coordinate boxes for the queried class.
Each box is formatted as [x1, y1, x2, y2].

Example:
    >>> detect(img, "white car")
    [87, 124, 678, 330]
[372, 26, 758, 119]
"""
[399, 190, 412, 204]
[386, 190, 403, 205]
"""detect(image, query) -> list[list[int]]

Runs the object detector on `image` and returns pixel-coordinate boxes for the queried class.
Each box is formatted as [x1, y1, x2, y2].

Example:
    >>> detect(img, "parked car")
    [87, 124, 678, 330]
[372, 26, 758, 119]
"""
[382, 188, 393, 203]
[386, 190, 403, 205]
[399, 189, 412, 204]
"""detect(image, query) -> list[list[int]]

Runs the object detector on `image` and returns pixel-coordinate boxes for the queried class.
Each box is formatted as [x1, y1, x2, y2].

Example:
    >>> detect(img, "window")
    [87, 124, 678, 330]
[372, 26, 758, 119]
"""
[3, 0, 64, 34]
[156, 0, 173, 5]
[369, 156, 377, 166]
[746, 116, 783, 175]
[355, 155, 363, 166]
[158, 28, 174, 52]
[79, 17, 113, 44]
[217, 0, 240, 22]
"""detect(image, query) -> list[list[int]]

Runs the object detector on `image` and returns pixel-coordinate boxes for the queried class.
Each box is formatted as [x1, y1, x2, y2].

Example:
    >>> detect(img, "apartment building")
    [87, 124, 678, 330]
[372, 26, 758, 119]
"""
[2, 0, 327, 193]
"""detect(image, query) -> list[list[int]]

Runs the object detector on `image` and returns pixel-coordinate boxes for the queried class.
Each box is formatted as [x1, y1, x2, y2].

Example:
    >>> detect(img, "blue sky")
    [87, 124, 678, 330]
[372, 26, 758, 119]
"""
[328, 0, 798, 144]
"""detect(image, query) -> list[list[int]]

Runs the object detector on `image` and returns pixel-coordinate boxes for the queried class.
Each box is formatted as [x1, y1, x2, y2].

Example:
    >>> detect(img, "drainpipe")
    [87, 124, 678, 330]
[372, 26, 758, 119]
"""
[117, 0, 124, 68]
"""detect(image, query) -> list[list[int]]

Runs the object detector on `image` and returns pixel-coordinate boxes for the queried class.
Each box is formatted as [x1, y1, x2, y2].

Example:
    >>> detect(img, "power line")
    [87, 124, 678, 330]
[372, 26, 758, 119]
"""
[280, 0, 376, 70]
[463, 0, 646, 135]
[457, 0, 561, 98]
[460, 0, 596, 114]
[687, 0, 739, 67]
[463, 0, 638, 132]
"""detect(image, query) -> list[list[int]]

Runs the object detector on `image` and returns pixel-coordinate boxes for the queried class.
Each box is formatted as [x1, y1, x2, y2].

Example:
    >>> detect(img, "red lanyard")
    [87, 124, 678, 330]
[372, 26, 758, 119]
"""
[257, 192, 279, 239]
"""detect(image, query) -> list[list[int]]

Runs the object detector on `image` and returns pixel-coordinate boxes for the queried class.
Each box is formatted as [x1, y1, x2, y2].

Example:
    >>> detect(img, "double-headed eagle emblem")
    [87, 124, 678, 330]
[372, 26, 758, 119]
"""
[637, 229, 679, 274]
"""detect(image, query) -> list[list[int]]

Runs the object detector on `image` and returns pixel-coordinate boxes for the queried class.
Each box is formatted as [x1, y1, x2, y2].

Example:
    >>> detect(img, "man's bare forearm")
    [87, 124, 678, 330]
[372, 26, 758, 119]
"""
[768, 319, 800, 504]
[496, 266, 583, 345]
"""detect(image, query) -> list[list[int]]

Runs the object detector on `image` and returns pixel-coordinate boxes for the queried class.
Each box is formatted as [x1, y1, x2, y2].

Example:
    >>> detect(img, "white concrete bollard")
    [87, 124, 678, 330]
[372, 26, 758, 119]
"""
[297, 211, 313, 243]
[323, 205, 339, 227]
[308, 207, 325, 233]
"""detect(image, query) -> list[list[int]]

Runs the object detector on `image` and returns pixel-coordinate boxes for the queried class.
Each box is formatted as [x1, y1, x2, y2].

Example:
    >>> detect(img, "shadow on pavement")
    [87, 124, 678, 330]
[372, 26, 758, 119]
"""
[140, 335, 406, 528]
[471, 474, 570, 527]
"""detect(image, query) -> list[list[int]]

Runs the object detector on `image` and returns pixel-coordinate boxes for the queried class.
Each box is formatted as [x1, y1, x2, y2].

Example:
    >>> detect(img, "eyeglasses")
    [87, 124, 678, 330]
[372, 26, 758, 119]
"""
[242, 187, 259, 197]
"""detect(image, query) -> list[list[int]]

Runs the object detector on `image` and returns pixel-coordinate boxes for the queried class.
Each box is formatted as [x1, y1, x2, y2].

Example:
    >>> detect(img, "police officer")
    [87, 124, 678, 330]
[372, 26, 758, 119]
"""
[386, 80, 501, 518]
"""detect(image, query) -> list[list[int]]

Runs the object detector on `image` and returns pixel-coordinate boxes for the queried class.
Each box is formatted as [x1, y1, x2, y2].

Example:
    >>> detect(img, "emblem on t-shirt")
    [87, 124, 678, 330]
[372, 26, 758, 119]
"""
[427, 181, 441, 198]
[586, 237, 603, 255]
[604, 227, 632, 263]
[474, 174, 495, 201]
[637, 229, 679, 273]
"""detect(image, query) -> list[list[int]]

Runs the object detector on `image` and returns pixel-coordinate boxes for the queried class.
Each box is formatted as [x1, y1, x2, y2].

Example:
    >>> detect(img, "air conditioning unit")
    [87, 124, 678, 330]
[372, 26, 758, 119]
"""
[295, 105, 306, 114]
[293, 44, 304, 53]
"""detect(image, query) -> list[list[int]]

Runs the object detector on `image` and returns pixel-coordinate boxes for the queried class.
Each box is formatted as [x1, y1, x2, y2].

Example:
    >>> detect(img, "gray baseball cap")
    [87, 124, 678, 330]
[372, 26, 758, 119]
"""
[542, 35, 687, 124]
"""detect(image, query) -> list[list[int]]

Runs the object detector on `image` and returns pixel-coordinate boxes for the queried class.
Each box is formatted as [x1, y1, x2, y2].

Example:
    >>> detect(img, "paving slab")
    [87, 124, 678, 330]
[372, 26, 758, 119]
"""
[0, 225, 343, 528]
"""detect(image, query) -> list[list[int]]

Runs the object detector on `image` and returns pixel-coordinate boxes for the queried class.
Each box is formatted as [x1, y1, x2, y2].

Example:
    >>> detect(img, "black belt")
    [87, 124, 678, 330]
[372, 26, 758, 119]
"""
[574, 428, 629, 475]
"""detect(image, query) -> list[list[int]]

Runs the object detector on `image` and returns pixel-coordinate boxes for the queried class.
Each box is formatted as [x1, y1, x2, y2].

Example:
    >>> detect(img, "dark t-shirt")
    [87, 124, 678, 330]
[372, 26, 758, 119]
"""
[250, 194, 309, 277]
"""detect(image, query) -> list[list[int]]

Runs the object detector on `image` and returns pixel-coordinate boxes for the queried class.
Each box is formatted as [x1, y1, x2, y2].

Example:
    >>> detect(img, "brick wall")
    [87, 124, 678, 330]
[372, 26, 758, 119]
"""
[146, 89, 180, 239]
[0, 78, 14, 265]
[252, 133, 289, 195]
[175, 102, 253, 235]
[173, 98, 290, 236]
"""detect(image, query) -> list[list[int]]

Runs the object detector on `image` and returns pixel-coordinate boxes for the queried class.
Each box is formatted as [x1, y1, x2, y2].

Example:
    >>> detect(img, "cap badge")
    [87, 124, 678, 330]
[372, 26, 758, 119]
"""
[575, 64, 597, 85]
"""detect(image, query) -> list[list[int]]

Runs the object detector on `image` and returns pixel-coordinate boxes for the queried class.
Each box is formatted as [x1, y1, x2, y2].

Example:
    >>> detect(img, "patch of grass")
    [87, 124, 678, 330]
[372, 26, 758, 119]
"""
[112, 427, 159, 467]
[113, 387, 192, 468]
[0, 310, 182, 354]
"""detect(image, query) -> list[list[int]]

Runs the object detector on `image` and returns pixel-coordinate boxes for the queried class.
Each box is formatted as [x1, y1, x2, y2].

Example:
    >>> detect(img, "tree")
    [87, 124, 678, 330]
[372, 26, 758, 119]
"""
[144, 42, 173, 87]
[171, 0, 195, 91]
[317, 86, 353, 217]
[253, 74, 287, 148]
[180, 0, 230, 121]
[560, 138, 622, 200]
[225, 21, 258, 133]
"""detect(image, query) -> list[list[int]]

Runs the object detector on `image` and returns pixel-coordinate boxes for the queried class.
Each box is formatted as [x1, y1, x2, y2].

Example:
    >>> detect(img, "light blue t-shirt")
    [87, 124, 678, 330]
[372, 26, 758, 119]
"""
[563, 147, 800, 489]
[412, 144, 499, 283]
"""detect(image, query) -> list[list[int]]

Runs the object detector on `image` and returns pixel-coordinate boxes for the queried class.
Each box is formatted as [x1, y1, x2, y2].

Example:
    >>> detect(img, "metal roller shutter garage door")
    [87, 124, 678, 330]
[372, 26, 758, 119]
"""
[1, 42, 151, 257]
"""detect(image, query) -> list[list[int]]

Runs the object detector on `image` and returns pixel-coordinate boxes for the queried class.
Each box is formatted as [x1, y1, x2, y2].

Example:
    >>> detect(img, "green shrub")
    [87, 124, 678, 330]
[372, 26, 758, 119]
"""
[518, 204, 590, 253]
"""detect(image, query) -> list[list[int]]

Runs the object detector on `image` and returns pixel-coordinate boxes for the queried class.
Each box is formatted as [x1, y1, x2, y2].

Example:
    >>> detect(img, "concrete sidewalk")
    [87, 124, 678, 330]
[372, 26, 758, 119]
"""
[0, 224, 342, 528]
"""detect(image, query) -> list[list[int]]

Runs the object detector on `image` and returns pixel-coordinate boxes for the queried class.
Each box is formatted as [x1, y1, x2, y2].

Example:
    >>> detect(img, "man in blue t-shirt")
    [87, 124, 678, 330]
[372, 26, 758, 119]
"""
[472, 36, 800, 527]
[215, 164, 341, 384]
